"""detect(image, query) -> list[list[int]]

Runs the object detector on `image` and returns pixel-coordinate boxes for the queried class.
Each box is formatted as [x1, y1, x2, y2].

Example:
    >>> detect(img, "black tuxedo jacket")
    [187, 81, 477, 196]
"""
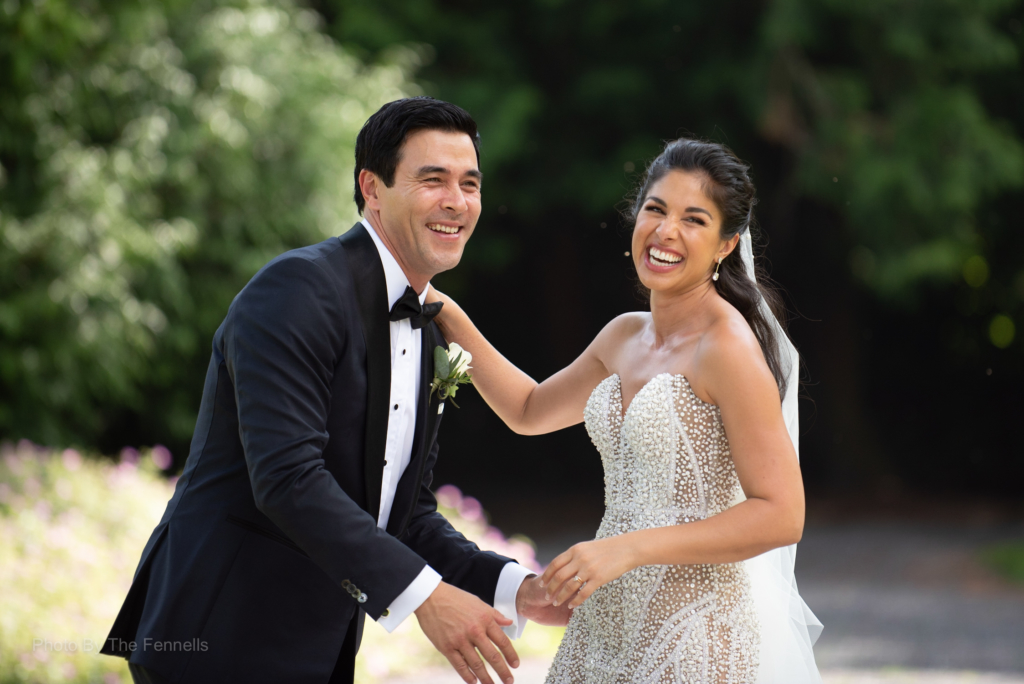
[101, 224, 513, 683]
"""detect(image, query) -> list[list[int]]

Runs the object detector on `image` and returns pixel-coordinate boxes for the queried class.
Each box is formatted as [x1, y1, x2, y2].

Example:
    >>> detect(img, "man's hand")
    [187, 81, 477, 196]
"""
[515, 575, 572, 626]
[415, 581, 520, 684]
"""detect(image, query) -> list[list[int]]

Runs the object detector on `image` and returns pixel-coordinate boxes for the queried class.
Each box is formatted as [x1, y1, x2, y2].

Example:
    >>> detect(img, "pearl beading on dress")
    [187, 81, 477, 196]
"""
[546, 373, 760, 684]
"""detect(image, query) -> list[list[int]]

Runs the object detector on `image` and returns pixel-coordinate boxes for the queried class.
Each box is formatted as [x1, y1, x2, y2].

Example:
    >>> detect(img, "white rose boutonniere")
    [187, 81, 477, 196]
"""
[431, 343, 473, 407]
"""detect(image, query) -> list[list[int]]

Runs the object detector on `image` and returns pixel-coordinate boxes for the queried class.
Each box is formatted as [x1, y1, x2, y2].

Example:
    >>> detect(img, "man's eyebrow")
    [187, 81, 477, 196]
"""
[416, 165, 483, 181]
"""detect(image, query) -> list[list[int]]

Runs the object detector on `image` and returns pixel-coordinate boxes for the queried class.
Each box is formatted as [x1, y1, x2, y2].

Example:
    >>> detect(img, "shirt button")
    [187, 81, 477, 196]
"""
[402, 349, 407, 355]
[393, 404, 398, 410]
[383, 459, 388, 465]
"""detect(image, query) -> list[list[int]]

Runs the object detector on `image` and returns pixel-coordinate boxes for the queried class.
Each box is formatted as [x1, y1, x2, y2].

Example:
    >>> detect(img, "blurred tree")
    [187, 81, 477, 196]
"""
[0, 0, 419, 450]
[321, 0, 1024, 493]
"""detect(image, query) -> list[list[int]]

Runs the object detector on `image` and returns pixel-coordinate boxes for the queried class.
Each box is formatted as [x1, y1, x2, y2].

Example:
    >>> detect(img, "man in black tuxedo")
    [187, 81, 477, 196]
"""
[101, 97, 567, 684]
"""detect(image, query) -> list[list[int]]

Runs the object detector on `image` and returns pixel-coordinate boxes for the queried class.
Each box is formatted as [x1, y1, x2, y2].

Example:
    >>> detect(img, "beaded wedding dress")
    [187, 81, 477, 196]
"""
[545, 373, 760, 684]
[545, 232, 822, 683]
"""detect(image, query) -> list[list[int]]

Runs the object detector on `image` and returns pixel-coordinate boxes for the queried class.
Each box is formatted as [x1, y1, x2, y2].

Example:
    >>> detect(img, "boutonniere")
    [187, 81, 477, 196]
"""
[431, 343, 473, 407]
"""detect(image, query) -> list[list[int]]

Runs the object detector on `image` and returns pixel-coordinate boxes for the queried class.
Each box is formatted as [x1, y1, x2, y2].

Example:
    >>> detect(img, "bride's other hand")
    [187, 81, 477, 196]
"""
[515, 575, 572, 626]
[541, 537, 639, 610]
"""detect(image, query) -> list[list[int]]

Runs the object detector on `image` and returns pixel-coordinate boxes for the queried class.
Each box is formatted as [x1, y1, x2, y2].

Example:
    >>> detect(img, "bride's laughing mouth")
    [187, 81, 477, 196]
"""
[644, 244, 683, 272]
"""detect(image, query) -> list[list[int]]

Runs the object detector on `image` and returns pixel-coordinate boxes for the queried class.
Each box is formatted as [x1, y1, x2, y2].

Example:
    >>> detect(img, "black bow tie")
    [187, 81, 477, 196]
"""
[389, 286, 443, 330]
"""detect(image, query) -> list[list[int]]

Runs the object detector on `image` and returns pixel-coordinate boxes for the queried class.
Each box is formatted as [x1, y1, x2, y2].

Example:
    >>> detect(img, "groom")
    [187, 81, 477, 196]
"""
[101, 97, 566, 684]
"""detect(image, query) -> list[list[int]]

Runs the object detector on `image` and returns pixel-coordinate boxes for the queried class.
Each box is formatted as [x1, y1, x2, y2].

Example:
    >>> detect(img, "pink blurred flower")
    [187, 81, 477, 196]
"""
[104, 673, 122, 684]
[435, 484, 462, 508]
[151, 445, 173, 470]
[62, 448, 83, 471]
[5, 452, 23, 474]
[34, 499, 52, 521]
[119, 447, 139, 464]
[458, 496, 483, 522]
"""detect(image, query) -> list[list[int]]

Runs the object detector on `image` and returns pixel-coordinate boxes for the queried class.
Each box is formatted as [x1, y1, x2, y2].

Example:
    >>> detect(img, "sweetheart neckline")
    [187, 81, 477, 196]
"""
[607, 372, 719, 422]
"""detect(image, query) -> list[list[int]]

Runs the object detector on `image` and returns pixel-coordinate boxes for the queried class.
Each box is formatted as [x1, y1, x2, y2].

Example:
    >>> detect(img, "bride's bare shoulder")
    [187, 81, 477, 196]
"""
[696, 308, 777, 403]
[600, 312, 648, 342]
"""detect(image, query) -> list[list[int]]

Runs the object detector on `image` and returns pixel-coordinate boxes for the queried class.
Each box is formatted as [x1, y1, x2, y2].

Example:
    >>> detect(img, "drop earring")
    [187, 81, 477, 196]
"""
[712, 258, 722, 282]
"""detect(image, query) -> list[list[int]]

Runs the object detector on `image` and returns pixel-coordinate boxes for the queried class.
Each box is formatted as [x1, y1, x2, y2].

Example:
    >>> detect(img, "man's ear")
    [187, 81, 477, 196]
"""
[718, 233, 741, 261]
[358, 169, 382, 211]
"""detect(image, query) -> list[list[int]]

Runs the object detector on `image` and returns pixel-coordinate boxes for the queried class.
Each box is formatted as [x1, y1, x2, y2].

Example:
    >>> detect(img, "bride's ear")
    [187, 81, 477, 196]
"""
[717, 233, 741, 261]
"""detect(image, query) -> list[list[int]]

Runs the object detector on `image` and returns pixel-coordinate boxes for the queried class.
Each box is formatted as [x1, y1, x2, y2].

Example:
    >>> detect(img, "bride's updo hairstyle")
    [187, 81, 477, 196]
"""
[628, 138, 790, 397]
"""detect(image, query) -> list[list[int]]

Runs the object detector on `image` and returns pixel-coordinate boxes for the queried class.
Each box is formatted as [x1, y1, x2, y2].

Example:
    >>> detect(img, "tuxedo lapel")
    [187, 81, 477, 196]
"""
[337, 223, 390, 518]
[388, 322, 442, 537]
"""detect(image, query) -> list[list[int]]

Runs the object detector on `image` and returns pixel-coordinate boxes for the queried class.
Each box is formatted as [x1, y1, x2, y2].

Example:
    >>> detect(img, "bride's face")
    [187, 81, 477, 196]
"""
[631, 170, 735, 294]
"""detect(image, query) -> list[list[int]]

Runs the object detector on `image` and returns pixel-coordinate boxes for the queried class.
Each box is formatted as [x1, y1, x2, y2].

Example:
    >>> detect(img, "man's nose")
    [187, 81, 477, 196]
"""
[441, 181, 469, 214]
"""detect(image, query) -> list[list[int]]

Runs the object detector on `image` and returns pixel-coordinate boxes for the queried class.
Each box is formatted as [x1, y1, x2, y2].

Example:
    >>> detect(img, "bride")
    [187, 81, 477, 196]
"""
[429, 138, 822, 683]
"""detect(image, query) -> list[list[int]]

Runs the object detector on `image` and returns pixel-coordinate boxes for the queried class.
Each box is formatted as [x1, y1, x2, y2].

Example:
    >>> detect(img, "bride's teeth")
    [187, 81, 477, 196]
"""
[649, 247, 681, 264]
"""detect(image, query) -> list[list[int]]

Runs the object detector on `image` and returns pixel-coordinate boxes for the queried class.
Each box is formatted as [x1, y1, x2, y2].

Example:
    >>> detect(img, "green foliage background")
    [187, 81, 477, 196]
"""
[0, 0, 419, 448]
[1, 0, 1022, 493]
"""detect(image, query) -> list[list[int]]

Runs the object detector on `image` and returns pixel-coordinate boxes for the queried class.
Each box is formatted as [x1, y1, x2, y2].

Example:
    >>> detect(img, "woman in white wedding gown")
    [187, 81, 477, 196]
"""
[430, 138, 822, 683]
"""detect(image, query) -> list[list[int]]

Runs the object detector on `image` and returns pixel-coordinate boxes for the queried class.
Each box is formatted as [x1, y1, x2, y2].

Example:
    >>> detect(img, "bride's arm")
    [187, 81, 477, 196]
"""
[542, 318, 806, 608]
[428, 288, 620, 436]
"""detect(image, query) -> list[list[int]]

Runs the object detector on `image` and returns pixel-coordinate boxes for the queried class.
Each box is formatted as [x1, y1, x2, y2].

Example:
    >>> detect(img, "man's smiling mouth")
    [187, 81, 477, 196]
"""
[428, 223, 460, 235]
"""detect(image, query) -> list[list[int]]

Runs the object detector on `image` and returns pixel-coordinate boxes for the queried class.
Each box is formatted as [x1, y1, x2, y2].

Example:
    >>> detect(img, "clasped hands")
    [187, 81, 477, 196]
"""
[415, 538, 635, 684]
[415, 576, 571, 684]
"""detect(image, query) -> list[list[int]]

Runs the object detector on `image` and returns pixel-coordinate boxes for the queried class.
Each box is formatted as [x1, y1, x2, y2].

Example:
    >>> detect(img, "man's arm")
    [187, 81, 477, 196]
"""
[222, 255, 428, 618]
[396, 440, 572, 634]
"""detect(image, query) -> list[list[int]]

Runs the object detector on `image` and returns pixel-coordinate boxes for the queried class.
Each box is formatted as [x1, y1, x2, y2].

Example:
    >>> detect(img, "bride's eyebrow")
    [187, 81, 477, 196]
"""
[646, 196, 713, 219]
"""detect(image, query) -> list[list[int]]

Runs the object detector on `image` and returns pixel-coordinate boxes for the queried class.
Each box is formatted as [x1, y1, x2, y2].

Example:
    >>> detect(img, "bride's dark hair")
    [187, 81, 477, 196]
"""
[627, 138, 790, 397]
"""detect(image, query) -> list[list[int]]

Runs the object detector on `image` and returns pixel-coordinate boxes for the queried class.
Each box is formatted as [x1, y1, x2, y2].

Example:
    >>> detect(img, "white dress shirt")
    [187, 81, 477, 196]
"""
[362, 220, 533, 638]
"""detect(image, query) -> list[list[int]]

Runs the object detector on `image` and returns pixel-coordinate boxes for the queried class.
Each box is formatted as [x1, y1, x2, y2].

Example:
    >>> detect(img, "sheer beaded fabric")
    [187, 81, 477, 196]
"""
[545, 373, 759, 684]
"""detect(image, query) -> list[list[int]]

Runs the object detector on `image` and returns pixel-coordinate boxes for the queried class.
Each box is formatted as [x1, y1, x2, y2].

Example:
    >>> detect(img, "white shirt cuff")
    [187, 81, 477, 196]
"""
[375, 565, 442, 633]
[493, 563, 536, 640]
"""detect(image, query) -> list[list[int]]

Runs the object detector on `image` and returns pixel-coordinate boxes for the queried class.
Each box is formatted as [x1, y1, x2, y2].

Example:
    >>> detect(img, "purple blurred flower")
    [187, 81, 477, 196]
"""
[120, 447, 140, 464]
[458, 496, 483, 522]
[61, 448, 82, 471]
[435, 484, 462, 508]
[151, 444, 173, 470]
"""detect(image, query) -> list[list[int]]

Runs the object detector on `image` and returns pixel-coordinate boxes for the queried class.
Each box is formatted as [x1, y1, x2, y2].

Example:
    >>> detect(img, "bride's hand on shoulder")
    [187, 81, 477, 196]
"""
[540, 536, 640, 611]
[425, 284, 452, 310]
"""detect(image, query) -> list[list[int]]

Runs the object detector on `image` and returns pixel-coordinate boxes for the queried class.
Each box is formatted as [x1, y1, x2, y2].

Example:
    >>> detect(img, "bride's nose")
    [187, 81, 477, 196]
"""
[654, 216, 678, 241]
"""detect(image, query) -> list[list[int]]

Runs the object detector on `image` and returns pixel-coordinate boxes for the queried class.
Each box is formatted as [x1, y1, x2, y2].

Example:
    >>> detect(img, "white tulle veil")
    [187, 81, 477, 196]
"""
[735, 229, 824, 683]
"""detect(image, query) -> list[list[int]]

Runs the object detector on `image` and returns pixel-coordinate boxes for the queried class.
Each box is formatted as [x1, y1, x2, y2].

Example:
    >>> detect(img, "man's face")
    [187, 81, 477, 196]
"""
[364, 129, 481, 287]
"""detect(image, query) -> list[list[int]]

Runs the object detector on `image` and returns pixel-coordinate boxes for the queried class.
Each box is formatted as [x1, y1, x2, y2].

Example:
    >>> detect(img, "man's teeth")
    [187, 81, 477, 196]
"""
[649, 247, 682, 264]
[428, 224, 459, 234]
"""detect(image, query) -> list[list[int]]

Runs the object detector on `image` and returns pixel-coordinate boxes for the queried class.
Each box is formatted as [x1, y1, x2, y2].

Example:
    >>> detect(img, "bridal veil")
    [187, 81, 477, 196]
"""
[737, 229, 824, 683]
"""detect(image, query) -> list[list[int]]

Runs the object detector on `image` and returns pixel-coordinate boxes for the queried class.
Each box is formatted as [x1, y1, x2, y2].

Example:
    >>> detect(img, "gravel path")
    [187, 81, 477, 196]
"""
[797, 522, 1024, 672]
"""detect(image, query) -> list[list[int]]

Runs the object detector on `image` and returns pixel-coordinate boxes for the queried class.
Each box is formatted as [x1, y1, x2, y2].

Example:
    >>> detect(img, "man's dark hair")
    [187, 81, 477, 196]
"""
[353, 96, 481, 213]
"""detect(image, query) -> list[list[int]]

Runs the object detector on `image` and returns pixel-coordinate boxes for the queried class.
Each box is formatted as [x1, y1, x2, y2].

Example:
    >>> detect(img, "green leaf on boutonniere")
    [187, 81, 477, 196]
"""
[433, 345, 450, 379]
[431, 343, 473, 407]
